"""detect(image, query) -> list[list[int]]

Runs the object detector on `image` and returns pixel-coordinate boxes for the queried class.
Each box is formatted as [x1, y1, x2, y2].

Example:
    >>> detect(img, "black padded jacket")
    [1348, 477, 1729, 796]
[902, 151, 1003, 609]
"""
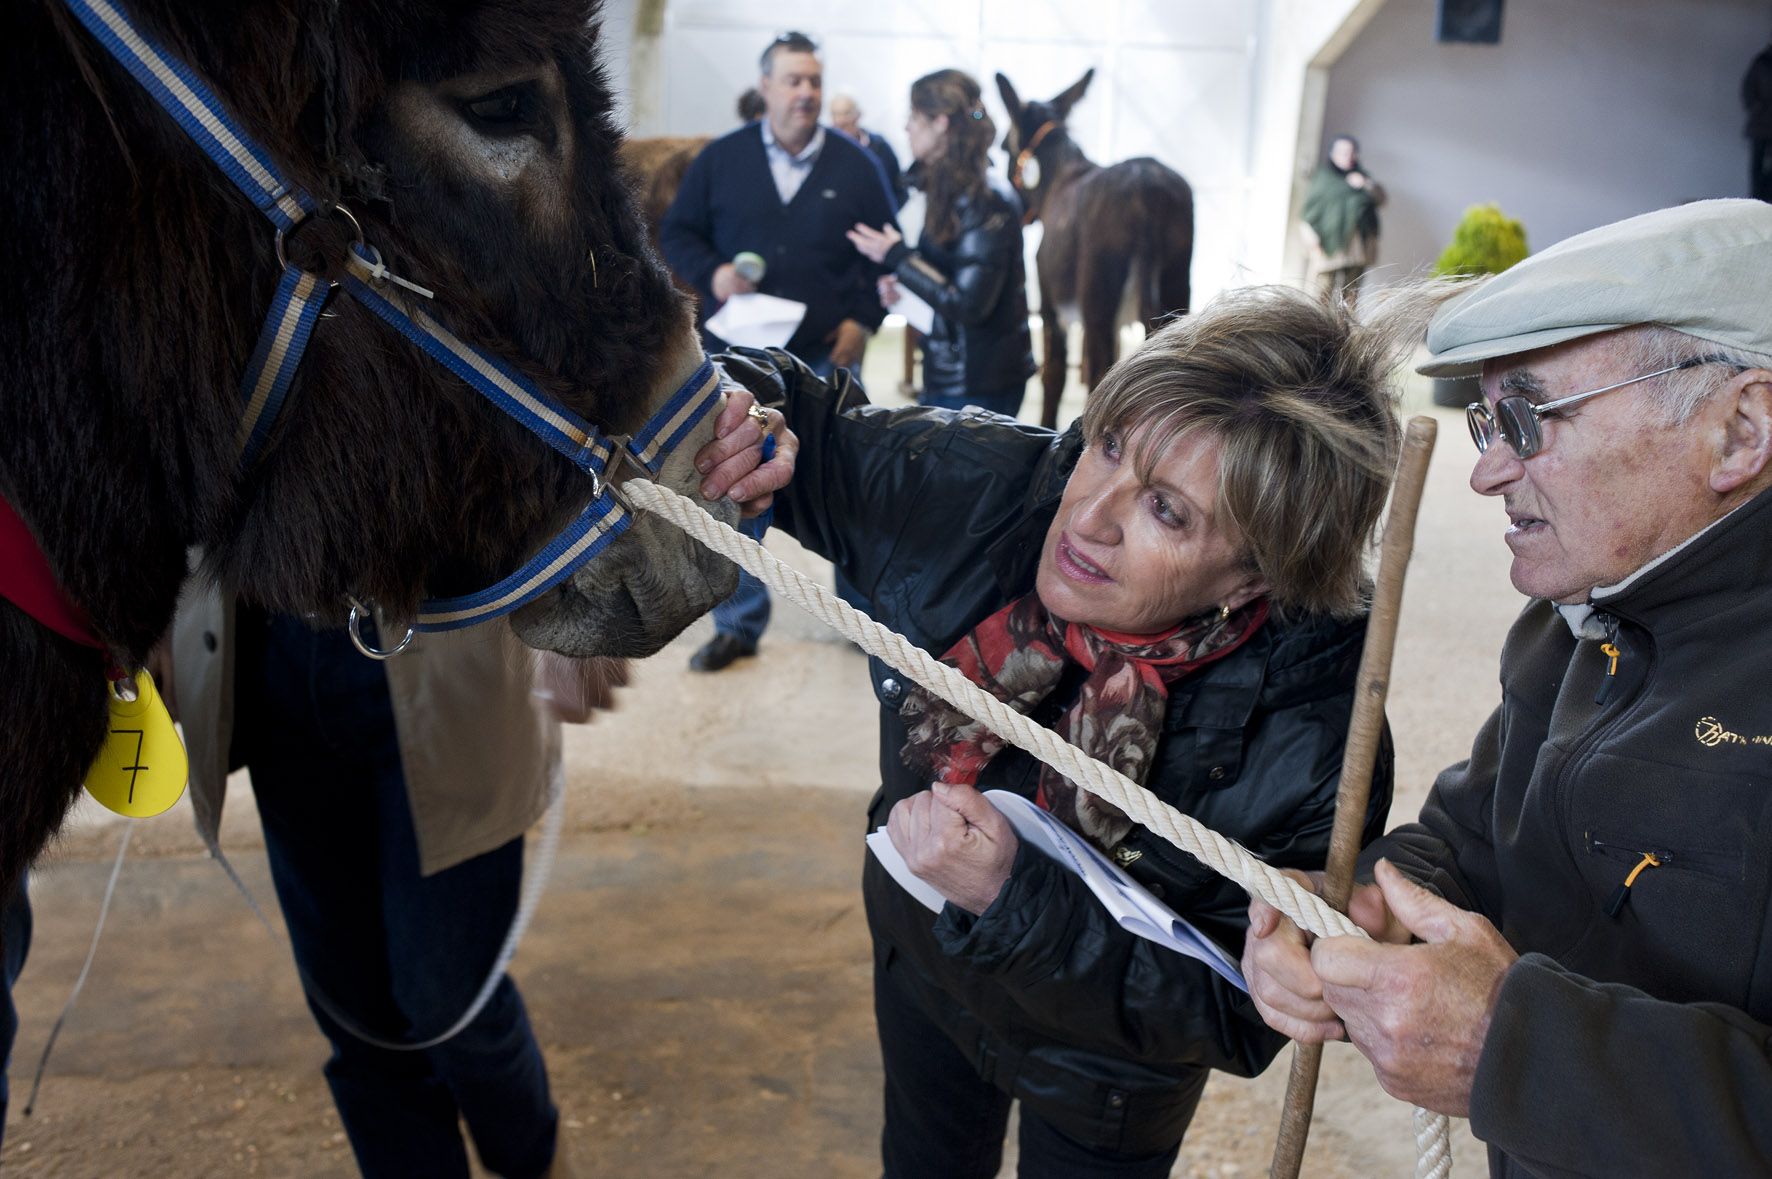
[723, 348, 1393, 1155]
[884, 175, 1036, 404]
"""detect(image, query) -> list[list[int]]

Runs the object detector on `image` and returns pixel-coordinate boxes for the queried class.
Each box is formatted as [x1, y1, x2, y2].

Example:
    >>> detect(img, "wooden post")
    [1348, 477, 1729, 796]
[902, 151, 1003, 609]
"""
[900, 326, 920, 399]
[1269, 415, 1437, 1178]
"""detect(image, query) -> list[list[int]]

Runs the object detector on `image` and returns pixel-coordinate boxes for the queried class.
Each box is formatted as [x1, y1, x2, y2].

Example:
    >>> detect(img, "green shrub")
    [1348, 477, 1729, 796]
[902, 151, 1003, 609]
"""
[1434, 203, 1529, 277]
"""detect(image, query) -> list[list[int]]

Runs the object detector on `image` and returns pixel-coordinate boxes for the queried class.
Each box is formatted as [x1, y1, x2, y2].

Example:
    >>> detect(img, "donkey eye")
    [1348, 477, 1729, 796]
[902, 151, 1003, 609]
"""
[462, 86, 532, 130]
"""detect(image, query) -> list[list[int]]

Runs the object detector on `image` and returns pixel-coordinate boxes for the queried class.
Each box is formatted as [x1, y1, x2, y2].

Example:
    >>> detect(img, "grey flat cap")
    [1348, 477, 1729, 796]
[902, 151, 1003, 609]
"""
[1419, 198, 1772, 376]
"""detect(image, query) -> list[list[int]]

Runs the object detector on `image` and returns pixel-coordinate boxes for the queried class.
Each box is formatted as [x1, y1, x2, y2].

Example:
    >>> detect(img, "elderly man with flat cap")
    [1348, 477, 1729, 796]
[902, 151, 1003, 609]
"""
[1243, 198, 1772, 1177]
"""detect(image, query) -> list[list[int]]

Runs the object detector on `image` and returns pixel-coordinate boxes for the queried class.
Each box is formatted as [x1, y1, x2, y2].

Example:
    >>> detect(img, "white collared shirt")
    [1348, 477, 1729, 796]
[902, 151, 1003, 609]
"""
[759, 120, 825, 205]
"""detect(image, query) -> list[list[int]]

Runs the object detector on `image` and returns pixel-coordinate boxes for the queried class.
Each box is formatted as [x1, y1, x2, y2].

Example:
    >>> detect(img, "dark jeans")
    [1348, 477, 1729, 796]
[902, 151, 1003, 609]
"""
[236, 614, 557, 1179]
[874, 957, 1187, 1179]
[0, 880, 30, 1149]
[712, 350, 862, 645]
[919, 384, 1028, 419]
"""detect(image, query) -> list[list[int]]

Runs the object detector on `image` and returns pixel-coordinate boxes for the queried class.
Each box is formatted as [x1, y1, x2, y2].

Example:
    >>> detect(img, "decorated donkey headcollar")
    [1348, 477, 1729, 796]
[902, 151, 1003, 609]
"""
[51, 0, 726, 650]
[1010, 119, 1060, 206]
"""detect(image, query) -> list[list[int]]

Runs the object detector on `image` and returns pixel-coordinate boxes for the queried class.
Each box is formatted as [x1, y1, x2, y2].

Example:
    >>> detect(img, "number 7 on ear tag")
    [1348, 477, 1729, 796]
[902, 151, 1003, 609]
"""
[83, 669, 188, 818]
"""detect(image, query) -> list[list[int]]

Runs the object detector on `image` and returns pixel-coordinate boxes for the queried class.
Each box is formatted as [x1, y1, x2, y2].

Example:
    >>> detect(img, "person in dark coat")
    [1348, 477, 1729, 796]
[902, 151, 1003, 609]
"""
[718, 282, 1417, 1177]
[1298, 135, 1386, 307]
[659, 30, 898, 674]
[1744, 41, 1772, 201]
[659, 33, 897, 371]
[831, 93, 908, 210]
[849, 69, 1035, 418]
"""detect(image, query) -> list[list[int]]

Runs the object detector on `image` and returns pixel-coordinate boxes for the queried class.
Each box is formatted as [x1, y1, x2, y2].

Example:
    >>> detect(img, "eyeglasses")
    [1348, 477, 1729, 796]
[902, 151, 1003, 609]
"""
[1466, 355, 1736, 460]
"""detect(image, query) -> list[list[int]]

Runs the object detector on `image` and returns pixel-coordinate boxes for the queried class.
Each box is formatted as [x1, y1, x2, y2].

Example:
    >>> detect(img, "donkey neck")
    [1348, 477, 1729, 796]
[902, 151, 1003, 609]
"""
[1044, 137, 1096, 186]
[1027, 136, 1097, 228]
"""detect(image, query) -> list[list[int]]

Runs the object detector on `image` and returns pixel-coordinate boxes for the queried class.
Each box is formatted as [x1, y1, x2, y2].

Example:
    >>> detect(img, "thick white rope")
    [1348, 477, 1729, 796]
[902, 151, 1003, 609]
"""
[22, 822, 134, 1115]
[627, 477, 1454, 1178]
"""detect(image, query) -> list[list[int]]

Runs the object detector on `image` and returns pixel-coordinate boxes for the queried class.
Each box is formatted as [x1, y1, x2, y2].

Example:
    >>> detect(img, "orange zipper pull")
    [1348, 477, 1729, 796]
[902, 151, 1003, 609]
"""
[1604, 850, 1660, 917]
[1595, 641, 1622, 705]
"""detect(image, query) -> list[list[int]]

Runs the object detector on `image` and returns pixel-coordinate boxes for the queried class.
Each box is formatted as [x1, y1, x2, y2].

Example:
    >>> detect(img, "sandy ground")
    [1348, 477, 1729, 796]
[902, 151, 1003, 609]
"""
[4, 330, 1520, 1177]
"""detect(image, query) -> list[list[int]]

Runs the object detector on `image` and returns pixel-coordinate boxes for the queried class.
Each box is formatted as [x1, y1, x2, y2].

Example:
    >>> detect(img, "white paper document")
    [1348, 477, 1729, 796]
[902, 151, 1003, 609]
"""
[891, 286, 937, 335]
[704, 292, 808, 349]
[867, 789, 1247, 992]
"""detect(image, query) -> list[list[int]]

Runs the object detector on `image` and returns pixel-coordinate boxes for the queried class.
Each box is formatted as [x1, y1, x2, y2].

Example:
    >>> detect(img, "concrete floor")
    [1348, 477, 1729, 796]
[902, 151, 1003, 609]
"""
[3, 325, 1523, 1177]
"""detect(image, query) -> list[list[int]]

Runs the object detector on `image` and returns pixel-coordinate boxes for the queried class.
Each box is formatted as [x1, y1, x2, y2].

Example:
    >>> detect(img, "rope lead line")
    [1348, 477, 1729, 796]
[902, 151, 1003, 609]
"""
[622, 476, 1454, 1179]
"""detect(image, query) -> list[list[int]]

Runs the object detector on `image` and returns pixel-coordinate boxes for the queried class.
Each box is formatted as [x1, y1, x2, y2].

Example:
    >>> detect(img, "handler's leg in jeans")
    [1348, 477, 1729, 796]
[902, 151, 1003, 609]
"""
[707, 516, 772, 646]
[239, 614, 557, 1179]
[875, 955, 1012, 1179]
[0, 880, 31, 1150]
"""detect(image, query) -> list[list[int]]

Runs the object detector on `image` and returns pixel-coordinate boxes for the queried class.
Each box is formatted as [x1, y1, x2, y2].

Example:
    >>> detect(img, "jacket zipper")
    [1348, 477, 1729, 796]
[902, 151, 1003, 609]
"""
[1589, 834, 1739, 881]
[1554, 610, 1649, 853]
[1593, 641, 1621, 705]
[1603, 850, 1662, 917]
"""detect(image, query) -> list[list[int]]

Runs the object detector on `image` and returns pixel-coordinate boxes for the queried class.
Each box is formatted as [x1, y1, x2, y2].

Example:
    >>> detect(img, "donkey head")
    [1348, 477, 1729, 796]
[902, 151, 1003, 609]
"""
[33, 0, 736, 662]
[994, 68, 1094, 222]
[230, 1, 739, 657]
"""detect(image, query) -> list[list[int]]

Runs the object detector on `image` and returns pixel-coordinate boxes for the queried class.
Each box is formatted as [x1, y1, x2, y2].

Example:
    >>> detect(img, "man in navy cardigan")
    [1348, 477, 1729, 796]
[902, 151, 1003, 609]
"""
[661, 31, 897, 672]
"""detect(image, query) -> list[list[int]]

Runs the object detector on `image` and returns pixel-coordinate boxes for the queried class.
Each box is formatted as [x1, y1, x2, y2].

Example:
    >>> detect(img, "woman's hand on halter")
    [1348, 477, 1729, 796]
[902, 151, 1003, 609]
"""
[695, 386, 798, 518]
[887, 781, 1020, 915]
[847, 222, 902, 264]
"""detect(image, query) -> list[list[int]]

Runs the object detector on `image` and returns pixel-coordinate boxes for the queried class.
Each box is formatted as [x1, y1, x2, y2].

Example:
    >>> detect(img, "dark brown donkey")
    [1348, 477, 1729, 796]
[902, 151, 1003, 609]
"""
[997, 70, 1194, 428]
[0, 0, 741, 895]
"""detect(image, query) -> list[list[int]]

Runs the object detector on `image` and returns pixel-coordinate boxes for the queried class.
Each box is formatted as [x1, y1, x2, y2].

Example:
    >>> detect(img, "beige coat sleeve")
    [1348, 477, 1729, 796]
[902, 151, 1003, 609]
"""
[384, 624, 560, 876]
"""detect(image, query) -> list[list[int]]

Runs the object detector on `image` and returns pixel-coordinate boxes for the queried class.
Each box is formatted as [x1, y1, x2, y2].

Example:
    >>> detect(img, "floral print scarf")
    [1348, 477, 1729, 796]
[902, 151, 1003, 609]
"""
[899, 592, 1269, 851]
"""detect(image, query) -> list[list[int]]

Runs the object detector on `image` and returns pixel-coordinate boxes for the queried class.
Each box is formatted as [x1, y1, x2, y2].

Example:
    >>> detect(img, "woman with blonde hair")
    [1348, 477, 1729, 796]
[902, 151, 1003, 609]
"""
[849, 69, 1036, 416]
[717, 282, 1425, 1177]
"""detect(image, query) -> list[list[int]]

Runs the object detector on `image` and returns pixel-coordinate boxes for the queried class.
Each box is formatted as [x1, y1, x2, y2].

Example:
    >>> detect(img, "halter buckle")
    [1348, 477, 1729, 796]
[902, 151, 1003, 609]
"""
[602, 435, 653, 509]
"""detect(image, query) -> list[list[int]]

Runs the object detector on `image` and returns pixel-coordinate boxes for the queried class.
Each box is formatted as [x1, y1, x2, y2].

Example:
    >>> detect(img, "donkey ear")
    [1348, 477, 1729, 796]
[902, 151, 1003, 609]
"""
[1051, 68, 1094, 118]
[996, 72, 1023, 118]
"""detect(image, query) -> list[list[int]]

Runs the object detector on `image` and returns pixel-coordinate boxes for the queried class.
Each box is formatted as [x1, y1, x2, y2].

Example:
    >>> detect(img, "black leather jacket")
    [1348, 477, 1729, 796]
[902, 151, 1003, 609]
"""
[725, 349, 1393, 1153]
[885, 175, 1036, 403]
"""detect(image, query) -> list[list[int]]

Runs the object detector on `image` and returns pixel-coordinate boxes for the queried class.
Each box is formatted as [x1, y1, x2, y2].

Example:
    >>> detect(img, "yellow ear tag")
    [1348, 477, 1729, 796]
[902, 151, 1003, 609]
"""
[83, 670, 188, 818]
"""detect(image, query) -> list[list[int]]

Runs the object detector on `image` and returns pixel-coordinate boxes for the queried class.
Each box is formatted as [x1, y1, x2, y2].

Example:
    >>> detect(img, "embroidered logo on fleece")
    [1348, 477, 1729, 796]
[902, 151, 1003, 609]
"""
[1693, 716, 1772, 747]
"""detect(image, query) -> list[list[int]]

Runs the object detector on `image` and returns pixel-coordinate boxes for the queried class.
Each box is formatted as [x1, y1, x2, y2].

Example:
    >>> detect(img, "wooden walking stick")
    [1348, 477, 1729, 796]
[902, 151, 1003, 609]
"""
[1268, 415, 1437, 1179]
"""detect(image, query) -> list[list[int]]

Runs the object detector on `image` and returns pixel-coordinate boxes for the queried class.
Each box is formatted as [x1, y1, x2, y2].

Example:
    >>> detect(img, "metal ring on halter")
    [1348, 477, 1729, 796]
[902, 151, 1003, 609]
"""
[345, 595, 415, 660]
[275, 204, 365, 318]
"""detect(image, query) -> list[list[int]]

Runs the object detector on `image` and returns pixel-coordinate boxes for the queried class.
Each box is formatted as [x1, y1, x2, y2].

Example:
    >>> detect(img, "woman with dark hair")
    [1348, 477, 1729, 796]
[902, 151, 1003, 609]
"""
[849, 69, 1036, 417]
